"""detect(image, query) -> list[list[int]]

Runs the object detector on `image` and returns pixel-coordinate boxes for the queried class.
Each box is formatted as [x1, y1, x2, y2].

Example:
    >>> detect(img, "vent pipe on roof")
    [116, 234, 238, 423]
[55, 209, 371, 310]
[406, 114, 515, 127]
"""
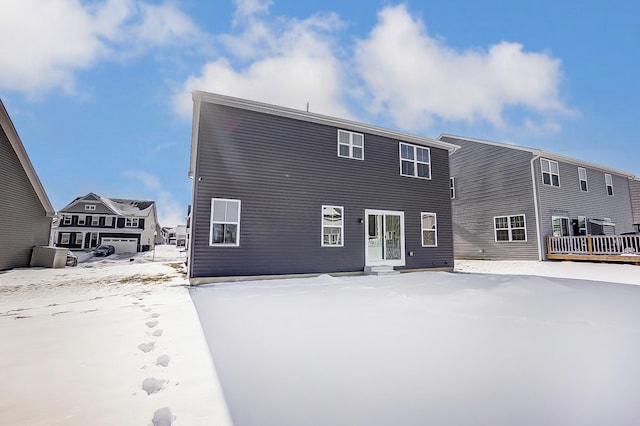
[306, 102, 309, 112]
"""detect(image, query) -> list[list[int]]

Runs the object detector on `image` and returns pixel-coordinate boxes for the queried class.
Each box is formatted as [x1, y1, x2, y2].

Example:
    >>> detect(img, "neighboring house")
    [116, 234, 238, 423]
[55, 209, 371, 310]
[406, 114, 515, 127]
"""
[440, 134, 636, 260]
[163, 227, 177, 245]
[0, 100, 55, 270]
[187, 91, 459, 281]
[54, 193, 159, 253]
[630, 178, 640, 233]
[175, 225, 187, 247]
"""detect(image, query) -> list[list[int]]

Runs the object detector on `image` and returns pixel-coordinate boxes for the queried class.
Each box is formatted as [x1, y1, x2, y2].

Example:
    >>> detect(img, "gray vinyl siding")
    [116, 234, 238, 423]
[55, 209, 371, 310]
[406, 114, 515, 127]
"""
[190, 103, 454, 278]
[630, 179, 640, 225]
[534, 159, 635, 245]
[0, 127, 51, 270]
[442, 136, 539, 260]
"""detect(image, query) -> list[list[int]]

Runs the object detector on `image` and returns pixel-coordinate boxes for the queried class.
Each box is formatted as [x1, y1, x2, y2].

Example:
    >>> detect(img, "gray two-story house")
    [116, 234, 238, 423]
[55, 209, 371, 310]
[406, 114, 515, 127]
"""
[1, 100, 55, 270]
[440, 134, 636, 260]
[55, 193, 159, 253]
[630, 178, 640, 233]
[187, 92, 460, 281]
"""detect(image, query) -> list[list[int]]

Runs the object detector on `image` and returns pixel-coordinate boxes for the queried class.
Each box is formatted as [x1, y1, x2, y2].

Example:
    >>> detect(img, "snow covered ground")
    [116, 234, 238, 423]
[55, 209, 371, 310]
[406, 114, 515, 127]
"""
[0, 245, 231, 426]
[191, 261, 640, 426]
[2, 253, 639, 425]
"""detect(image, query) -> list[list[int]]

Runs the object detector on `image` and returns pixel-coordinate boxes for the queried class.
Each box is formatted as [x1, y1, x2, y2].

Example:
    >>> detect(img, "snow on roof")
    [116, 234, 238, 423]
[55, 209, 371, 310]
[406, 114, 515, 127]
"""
[100, 196, 155, 217]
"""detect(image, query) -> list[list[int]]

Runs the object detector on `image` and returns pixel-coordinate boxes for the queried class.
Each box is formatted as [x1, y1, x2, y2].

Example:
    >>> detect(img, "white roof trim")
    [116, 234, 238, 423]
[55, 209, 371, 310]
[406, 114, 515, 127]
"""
[189, 91, 460, 177]
[439, 133, 635, 178]
[0, 99, 55, 217]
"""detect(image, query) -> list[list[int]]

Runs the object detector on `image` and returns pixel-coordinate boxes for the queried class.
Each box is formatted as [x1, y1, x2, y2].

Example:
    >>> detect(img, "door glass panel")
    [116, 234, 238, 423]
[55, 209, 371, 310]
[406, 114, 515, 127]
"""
[385, 215, 401, 260]
[367, 215, 383, 261]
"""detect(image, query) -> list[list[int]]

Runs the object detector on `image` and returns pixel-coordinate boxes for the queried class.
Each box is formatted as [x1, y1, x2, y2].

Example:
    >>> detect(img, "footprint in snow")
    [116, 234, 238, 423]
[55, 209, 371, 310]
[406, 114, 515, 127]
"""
[152, 329, 163, 337]
[151, 407, 174, 426]
[143, 308, 152, 312]
[151, 313, 160, 318]
[146, 320, 159, 328]
[138, 342, 155, 353]
[142, 377, 164, 395]
[156, 355, 170, 367]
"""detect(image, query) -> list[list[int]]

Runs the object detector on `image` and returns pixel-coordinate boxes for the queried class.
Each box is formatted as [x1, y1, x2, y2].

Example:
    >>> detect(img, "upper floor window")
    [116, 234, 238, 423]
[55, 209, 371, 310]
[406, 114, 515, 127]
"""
[337, 130, 364, 160]
[322, 205, 344, 247]
[105, 216, 114, 227]
[85, 204, 96, 211]
[450, 177, 456, 199]
[605, 174, 614, 196]
[78, 215, 86, 225]
[63, 215, 71, 225]
[541, 159, 560, 187]
[125, 218, 139, 228]
[421, 212, 437, 247]
[210, 198, 241, 246]
[400, 143, 431, 179]
[578, 167, 588, 192]
[494, 215, 527, 241]
[91, 216, 99, 226]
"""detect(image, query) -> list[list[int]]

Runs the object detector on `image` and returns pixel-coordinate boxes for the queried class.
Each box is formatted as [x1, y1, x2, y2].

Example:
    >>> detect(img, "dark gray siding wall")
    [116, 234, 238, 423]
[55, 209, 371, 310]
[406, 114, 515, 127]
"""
[442, 136, 539, 260]
[534, 159, 635, 248]
[190, 103, 454, 278]
[629, 179, 640, 225]
[65, 201, 114, 215]
[0, 127, 51, 270]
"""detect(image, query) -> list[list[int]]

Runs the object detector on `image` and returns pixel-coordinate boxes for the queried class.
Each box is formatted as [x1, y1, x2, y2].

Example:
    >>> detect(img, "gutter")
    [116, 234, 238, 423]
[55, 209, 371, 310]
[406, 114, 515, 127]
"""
[530, 151, 544, 261]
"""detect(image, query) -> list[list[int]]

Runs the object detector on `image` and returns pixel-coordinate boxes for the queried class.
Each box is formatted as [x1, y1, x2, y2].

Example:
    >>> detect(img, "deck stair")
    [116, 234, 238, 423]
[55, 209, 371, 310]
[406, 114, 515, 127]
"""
[364, 265, 400, 276]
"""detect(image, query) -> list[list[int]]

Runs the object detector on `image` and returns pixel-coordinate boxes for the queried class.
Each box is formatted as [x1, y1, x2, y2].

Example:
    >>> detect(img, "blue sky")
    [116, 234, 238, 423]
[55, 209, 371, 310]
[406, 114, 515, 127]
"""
[1, 0, 639, 226]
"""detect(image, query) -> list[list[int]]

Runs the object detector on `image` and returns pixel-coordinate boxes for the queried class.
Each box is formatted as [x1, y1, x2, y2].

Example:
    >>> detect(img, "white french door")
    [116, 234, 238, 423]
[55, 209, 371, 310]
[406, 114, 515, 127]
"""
[365, 210, 405, 266]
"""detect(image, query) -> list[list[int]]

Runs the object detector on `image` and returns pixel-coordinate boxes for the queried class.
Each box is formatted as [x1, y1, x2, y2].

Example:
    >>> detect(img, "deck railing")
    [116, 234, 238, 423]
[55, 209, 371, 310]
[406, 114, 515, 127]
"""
[547, 235, 640, 256]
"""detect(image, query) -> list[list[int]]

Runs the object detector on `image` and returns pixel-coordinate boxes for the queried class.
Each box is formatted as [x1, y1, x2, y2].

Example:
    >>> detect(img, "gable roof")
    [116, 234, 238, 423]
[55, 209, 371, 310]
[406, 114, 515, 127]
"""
[189, 91, 461, 179]
[439, 133, 636, 179]
[60, 192, 156, 218]
[0, 99, 55, 217]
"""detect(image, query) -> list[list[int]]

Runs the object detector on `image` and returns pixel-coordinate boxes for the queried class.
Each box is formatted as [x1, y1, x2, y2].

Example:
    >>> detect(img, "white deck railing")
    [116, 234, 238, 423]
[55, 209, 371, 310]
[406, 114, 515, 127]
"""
[547, 235, 640, 255]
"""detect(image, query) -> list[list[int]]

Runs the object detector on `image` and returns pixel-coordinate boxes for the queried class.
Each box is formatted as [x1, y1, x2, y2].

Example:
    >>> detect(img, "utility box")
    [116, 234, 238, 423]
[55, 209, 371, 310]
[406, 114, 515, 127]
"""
[30, 246, 68, 268]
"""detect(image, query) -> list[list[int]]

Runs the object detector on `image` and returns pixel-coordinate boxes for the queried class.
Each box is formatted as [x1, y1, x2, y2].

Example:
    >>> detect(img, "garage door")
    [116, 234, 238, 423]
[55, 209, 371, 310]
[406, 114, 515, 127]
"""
[100, 238, 138, 253]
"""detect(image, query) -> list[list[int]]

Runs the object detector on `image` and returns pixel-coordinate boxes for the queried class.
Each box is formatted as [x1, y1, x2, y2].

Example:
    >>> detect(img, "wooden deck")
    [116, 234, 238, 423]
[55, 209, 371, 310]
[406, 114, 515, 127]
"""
[547, 235, 640, 264]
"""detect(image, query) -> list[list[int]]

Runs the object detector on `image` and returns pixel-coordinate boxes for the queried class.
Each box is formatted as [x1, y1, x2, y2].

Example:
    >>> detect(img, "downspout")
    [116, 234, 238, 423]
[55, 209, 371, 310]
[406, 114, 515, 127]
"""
[530, 151, 543, 261]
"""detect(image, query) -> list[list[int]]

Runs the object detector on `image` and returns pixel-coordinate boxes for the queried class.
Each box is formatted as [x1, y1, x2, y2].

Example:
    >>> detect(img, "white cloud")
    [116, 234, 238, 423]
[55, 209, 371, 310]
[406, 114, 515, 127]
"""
[172, 3, 351, 119]
[122, 170, 161, 191]
[354, 4, 572, 131]
[232, 0, 272, 25]
[0, 0, 204, 96]
[156, 191, 186, 228]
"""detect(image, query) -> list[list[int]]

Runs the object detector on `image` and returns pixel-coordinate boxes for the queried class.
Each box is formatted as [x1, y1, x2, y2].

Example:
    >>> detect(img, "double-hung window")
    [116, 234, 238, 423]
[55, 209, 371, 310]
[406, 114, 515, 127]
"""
[78, 215, 86, 225]
[541, 159, 560, 186]
[577, 215, 587, 236]
[337, 130, 364, 160]
[61, 233, 70, 244]
[494, 215, 527, 241]
[421, 213, 437, 247]
[105, 216, 114, 227]
[578, 167, 588, 192]
[76, 233, 83, 246]
[63, 215, 71, 225]
[322, 205, 343, 247]
[91, 216, 99, 226]
[210, 198, 241, 246]
[400, 143, 431, 179]
[605, 174, 614, 196]
[125, 218, 139, 228]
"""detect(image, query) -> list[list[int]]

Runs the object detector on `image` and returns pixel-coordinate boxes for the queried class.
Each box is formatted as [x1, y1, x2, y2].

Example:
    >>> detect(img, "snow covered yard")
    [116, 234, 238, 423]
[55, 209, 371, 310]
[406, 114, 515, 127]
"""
[0, 245, 231, 426]
[191, 262, 640, 426]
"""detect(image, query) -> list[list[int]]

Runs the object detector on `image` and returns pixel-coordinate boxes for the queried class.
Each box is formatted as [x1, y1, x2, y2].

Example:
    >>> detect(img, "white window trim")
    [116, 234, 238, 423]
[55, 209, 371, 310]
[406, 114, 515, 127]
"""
[91, 216, 99, 226]
[399, 142, 431, 180]
[76, 233, 83, 245]
[63, 215, 71, 225]
[85, 204, 96, 211]
[541, 158, 560, 187]
[321, 205, 344, 247]
[450, 177, 456, 199]
[61, 233, 70, 244]
[577, 215, 587, 236]
[125, 218, 139, 228]
[77, 215, 86, 225]
[209, 198, 241, 246]
[421, 212, 437, 247]
[494, 214, 527, 242]
[105, 216, 114, 227]
[605, 173, 614, 196]
[337, 130, 364, 160]
[578, 167, 588, 192]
